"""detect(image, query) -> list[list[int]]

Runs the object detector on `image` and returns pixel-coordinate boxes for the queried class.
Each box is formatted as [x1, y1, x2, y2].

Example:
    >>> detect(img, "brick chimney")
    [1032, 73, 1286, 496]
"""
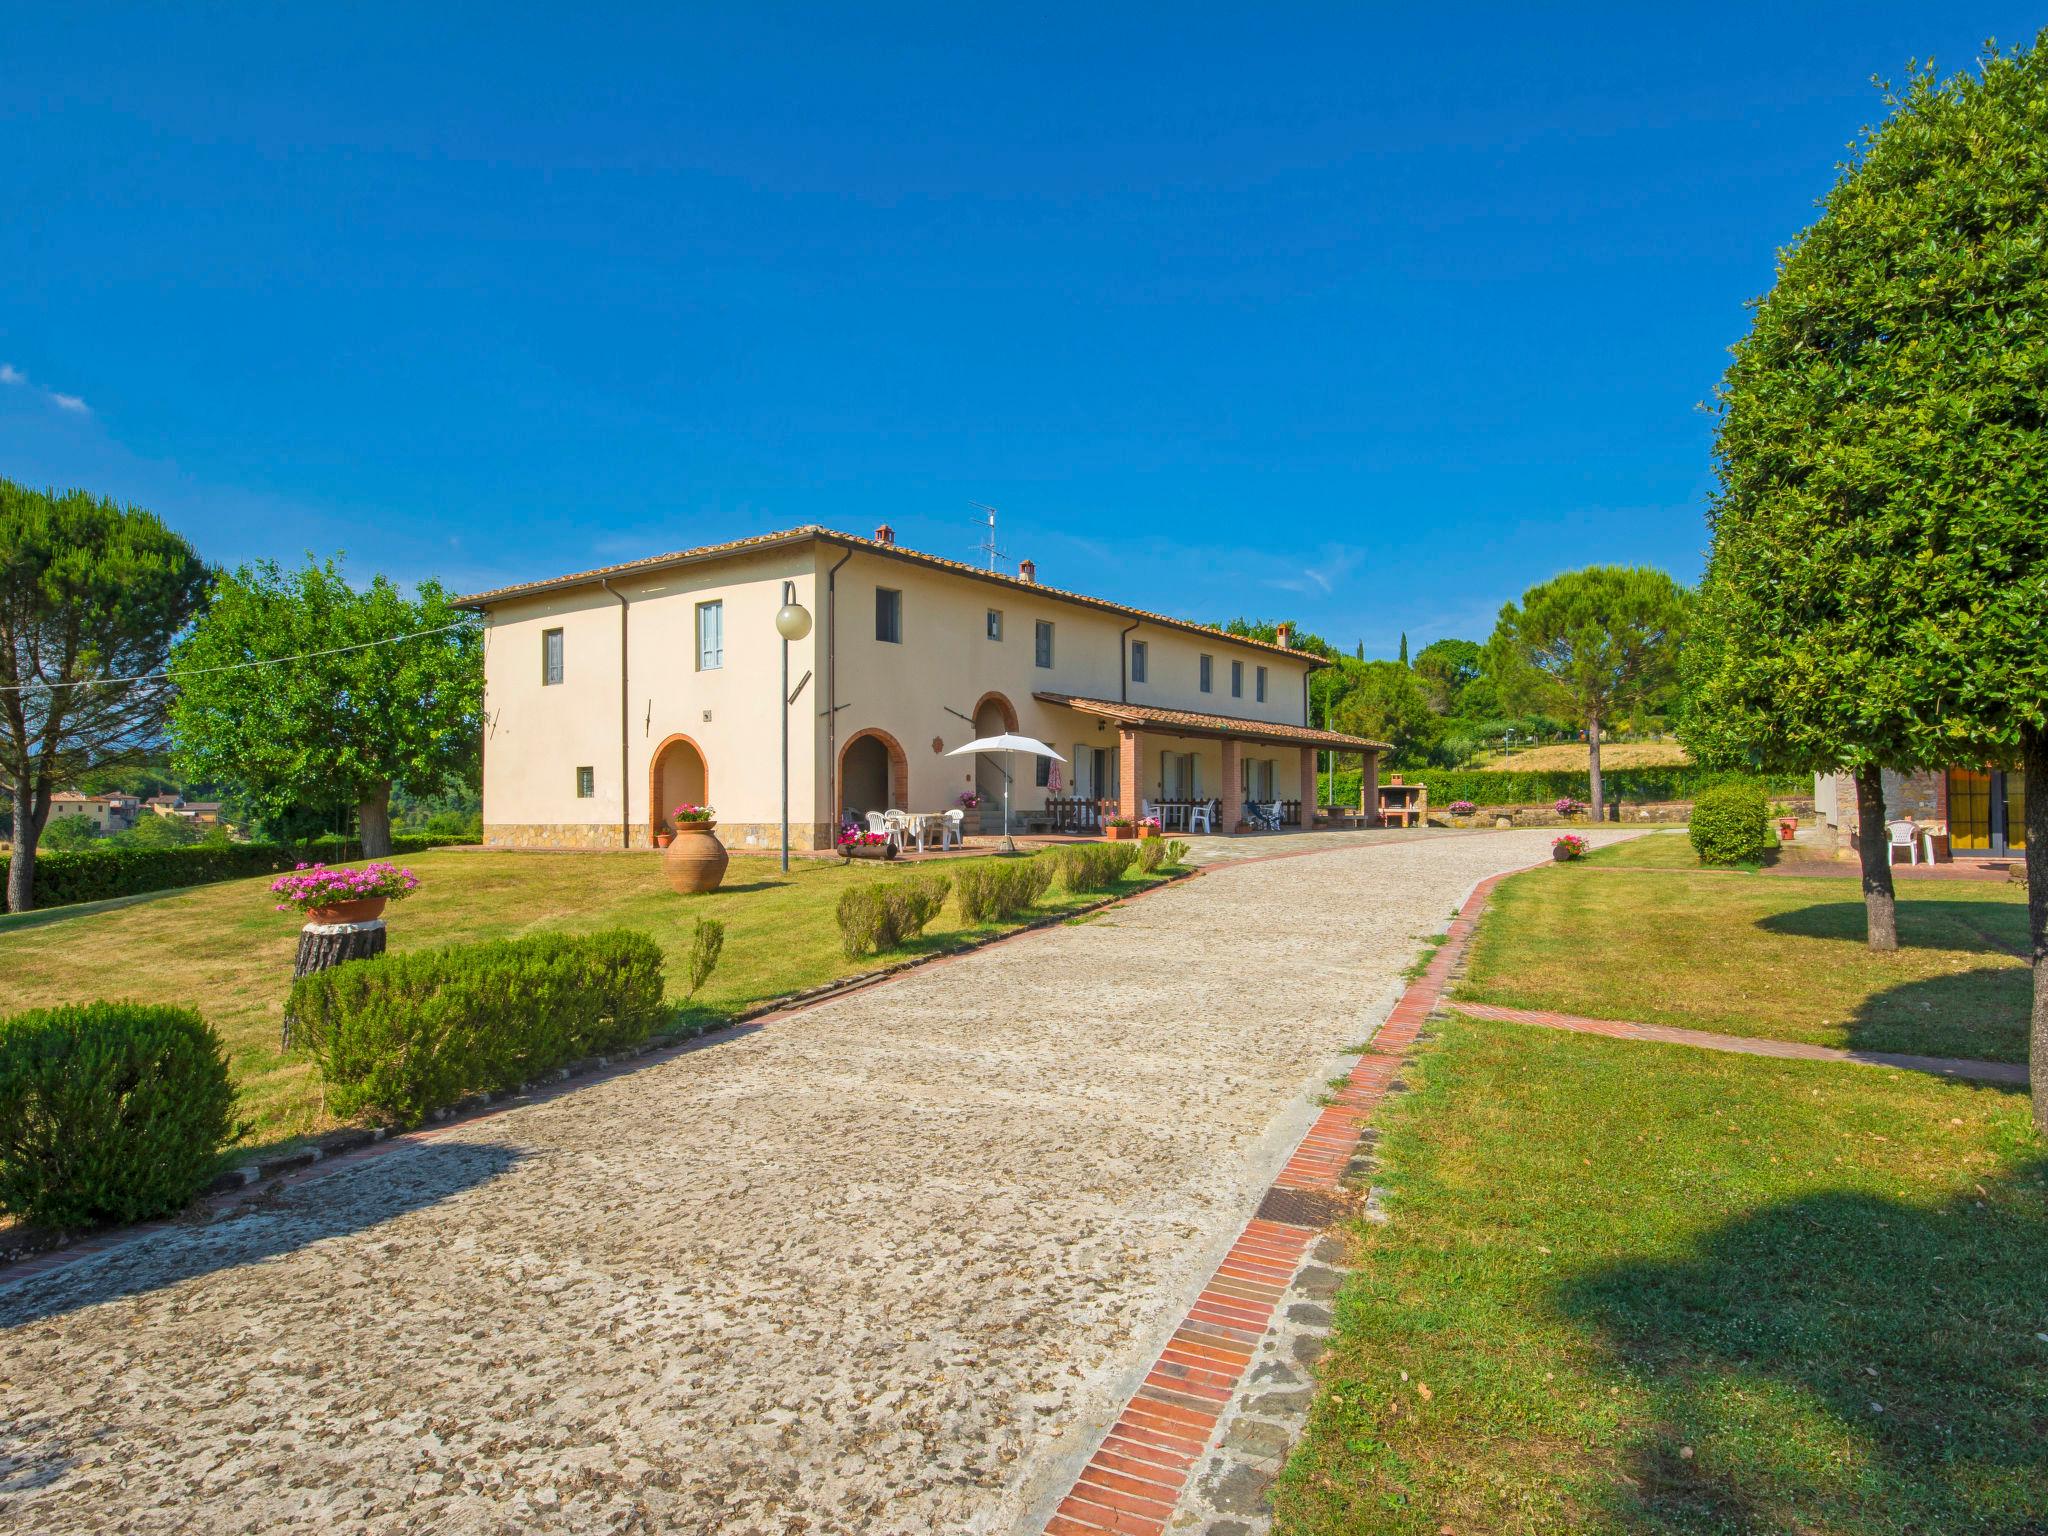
[1018, 558, 1036, 584]
[1276, 623, 1293, 649]
[874, 524, 895, 546]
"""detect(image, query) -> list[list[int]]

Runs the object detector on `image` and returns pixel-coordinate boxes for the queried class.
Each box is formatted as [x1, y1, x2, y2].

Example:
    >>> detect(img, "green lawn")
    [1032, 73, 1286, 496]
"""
[1456, 860, 2029, 1062]
[1274, 1015, 2048, 1535]
[0, 848, 1180, 1158]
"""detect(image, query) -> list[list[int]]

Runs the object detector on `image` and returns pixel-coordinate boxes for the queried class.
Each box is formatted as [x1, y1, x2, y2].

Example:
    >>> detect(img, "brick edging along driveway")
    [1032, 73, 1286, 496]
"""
[1040, 865, 1519, 1535]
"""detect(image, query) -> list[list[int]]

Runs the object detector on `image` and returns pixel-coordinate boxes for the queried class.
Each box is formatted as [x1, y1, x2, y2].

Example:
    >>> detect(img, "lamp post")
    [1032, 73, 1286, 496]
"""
[775, 581, 813, 873]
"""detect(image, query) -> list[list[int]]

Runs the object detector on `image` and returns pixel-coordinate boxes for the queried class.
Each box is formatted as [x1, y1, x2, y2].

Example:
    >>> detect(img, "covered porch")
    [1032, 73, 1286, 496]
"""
[1030, 692, 1388, 835]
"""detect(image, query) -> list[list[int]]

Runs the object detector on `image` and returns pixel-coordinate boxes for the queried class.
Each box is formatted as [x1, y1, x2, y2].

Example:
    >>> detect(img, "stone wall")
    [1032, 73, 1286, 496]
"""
[485, 821, 836, 852]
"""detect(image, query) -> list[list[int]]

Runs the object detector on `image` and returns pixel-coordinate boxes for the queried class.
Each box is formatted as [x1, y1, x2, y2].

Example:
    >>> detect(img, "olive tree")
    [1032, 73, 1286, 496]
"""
[168, 558, 482, 856]
[1488, 567, 1689, 819]
[1684, 37, 2048, 1124]
[0, 480, 208, 911]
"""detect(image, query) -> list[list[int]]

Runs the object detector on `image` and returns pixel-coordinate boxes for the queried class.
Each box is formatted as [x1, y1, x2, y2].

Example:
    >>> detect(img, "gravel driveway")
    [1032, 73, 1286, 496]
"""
[0, 829, 1628, 1535]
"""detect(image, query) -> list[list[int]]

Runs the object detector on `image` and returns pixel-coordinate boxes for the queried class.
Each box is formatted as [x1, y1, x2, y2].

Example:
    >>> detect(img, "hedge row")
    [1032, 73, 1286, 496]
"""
[1, 833, 474, 909]
[1323, 765, 1807, 808]
[288, 929, 666, 1125]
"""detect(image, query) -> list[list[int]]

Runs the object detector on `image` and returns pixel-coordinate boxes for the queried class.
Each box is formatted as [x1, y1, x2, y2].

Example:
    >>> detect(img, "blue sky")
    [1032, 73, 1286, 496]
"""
[2, 6, 2035, 655]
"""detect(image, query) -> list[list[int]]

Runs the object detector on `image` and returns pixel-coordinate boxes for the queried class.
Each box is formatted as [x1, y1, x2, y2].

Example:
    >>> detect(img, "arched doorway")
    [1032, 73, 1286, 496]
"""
[839, 728, 909, 820]
[649, 734, 709, 842]
[970, 692, 1018, 807]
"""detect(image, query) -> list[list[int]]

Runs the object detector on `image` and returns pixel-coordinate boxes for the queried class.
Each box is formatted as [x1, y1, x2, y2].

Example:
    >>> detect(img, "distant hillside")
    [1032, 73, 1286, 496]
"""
[1470, 740, 1692, 771]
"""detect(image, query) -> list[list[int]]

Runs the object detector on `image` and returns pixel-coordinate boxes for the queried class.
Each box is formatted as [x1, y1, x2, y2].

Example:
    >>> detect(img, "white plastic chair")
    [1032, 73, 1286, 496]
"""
[867, 811, 905, 850]
[1142, 799, 1159, 827]
[1186, 799, 1214, 834]
[939, 808, 964, 850]
[1886, 819, 1919, 866]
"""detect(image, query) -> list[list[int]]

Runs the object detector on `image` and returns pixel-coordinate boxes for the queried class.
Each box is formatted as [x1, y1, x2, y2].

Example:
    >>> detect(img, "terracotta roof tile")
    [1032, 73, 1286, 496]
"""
[1034, 692, 1388, 751]
[453, 526, 1325, 663]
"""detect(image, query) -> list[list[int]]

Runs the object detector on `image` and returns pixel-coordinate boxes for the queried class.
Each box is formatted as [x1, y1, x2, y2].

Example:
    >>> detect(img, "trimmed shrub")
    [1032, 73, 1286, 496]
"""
[0, 1002, 240, 1229]
[835, 873, 953, 958]
[955, 857, 1056, 923]
[289, 929, 666, 1125]
[685, 917, 725, 1000]
[1135, 837, 1166, 874]
[0, 833, 474, 911]
[1045, 841, 1139, 894]
[1689, 782, 1774, 866]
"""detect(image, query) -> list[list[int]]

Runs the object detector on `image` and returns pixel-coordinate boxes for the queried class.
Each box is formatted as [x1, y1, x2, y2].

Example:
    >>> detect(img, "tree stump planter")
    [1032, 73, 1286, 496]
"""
[284, 919, 389, 1048]
[839, 844, 900, 863]
[663, 820, 730, 894]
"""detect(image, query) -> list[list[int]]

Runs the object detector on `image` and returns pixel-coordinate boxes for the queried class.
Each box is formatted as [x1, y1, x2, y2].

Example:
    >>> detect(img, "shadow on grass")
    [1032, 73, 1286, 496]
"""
[1758, 899, 2028, 956]
[1556, 1161, 2048, 1532]
[0, 887, 187, 934]
[0, 1141, 522, 1331]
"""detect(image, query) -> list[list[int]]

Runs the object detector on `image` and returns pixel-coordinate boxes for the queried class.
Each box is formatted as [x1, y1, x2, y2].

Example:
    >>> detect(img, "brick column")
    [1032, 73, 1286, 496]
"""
[1117, 727, 1141, 823]
[1297, 746, 1318, 827]
[1220, 738, 1244, 831]
[1361, 750, 1381, 826]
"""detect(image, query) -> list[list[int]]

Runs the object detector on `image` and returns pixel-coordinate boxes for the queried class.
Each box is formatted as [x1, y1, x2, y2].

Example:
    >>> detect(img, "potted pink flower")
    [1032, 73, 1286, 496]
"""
[957, 788, 983, 836]
[1102, 815, 1137, 841]
[271, 861, 420, 924]
[1137, 816, 1162, 839]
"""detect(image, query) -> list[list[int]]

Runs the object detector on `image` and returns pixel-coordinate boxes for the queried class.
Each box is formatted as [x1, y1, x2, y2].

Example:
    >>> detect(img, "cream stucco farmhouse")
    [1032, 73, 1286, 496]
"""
[457, 525, 1386, 851]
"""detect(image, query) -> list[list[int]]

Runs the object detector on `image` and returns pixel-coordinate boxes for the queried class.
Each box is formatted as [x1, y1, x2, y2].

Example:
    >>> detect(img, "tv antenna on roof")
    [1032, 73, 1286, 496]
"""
[969, 501, 1007, 572]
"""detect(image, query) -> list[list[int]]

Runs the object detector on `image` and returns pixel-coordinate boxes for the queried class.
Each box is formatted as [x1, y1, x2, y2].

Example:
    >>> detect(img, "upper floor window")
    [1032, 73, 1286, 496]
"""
[575, 765, 595, 798]
[1256, 665, 1268, 703]
[696, 601, 724, 670]
[1035, 620, 1054, 668]
[1230, 659, 1243, 698]
[1199, 654, 1213, 693]
[542, 628, 564, 686]
[986, 608, 1003, 641]
[1130, 640, 1148, 684]
[876, 587, 903, 644]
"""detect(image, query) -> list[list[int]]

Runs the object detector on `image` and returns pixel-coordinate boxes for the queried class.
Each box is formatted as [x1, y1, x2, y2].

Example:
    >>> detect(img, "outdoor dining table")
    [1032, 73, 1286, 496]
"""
[896, 811, 949, 852]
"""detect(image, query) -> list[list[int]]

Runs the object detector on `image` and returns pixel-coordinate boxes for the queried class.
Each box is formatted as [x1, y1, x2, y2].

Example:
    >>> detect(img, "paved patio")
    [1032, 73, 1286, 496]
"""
[0, 828, 1632, 1535]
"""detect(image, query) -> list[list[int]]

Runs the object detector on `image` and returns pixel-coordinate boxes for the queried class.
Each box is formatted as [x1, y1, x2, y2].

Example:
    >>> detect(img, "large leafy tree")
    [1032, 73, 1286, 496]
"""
[1412, 638, 1484, 714]
[1489, 567, 1689, 818]
[1684, 37, 2048, 1121]
[169, 558, 482, 857]
[0, 480, 208, 911]
[1331, 660, 1439, 766]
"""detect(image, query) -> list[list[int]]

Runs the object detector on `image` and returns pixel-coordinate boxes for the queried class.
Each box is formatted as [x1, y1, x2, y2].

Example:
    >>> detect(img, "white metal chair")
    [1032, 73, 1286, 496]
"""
[1886, 819, 1919, 865]
[939, 808, 965, 850]
[867, 810, 905, 850]
[1186, 798, 1214, 834]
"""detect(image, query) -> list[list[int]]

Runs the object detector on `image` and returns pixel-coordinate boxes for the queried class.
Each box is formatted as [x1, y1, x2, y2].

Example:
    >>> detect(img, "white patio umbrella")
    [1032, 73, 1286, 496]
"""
[945, 733, 1065, 852]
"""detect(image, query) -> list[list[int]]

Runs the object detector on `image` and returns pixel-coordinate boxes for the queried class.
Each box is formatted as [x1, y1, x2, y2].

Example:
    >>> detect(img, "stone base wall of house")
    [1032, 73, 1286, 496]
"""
[1824, 769, 1943, 837]
[485, 821, 837, 852]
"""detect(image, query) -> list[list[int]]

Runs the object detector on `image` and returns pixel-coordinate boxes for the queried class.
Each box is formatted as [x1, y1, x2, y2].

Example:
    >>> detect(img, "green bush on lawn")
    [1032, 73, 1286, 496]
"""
[1689, 781, 1774, 865]
[1043, 841, 1139, 893]
[954, 858, 1055, 923]
[0, 834, 475, 910]
[0, 1002, 241, 1229]
[288, 929, 666, 1125]
[835, 873, 952, 958]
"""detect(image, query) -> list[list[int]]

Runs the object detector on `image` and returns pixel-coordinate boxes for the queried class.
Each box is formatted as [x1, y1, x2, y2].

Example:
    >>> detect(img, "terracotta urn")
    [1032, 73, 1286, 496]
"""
[663, 820, 729, 894]
[656, 831, 674, 849]
[307, 896, 388, 924]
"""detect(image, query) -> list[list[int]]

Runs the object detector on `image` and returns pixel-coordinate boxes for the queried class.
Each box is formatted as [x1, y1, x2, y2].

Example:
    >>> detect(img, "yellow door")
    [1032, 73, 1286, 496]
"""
[1948, 768, 1992, 850]
[2005, 774, 2027, 852]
